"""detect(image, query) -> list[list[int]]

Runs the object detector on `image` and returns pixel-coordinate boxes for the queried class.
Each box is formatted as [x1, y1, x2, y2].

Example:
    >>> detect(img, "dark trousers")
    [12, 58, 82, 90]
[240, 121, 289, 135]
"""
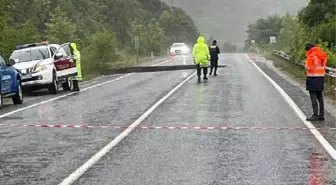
[196, 64, 207, 77]
[72, 80, 80, 91]
[309, 91, 324, 116]
[210, 59, 218, 74]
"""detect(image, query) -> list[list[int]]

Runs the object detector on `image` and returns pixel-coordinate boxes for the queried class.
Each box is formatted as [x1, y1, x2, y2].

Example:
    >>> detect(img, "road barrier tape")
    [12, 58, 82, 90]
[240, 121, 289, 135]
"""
[0, 124, 335, 131]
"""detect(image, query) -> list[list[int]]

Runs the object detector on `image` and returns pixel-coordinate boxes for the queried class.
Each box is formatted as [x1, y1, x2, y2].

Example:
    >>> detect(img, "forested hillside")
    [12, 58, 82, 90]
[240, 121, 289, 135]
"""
[163, 0, 307, 46]
[244, 0, 336, 67]
[0, 0, 199, 79]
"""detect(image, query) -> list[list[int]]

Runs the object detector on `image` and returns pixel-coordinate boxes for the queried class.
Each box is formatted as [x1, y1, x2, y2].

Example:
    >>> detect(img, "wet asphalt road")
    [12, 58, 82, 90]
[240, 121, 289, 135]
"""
[0, 54, 335, 185]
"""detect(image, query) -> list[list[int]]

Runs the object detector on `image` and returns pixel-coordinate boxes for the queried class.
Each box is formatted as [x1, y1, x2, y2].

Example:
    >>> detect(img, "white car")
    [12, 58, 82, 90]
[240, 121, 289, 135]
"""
[170, 43, 190, 55]
[10, 42, 78, 94]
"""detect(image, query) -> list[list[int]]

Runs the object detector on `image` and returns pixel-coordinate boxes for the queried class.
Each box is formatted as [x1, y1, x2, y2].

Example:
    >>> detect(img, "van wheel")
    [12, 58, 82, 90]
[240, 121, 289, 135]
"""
[12, 80, 23, 104]
[48, 73, 58, 94]
[62, 78, 71, 91]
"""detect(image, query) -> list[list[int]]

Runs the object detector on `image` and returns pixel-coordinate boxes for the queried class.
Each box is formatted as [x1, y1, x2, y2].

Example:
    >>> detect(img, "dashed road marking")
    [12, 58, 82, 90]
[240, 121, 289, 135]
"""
[1, 124, 335, 130]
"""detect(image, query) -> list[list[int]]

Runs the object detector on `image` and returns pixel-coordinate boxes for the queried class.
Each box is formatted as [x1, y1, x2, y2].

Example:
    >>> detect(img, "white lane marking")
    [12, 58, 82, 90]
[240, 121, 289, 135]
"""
[244, 54, 336, 160]
[59, 72, 196, 185]
[0, 57, 176, 119]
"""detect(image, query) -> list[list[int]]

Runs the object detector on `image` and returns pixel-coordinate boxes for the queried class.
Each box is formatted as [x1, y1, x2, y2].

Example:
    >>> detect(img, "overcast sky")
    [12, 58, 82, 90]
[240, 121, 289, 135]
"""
[163, 0, 307, 46]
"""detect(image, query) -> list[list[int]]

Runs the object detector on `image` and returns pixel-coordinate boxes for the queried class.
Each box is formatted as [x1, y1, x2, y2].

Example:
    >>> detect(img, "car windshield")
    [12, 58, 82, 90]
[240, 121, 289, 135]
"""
[172, 43, 185, 47]
[10, 47, 50, 63]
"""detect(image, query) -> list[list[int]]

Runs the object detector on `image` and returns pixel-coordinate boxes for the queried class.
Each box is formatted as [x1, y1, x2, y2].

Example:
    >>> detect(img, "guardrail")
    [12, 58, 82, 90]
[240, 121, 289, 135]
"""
[271, 50, 336, 78]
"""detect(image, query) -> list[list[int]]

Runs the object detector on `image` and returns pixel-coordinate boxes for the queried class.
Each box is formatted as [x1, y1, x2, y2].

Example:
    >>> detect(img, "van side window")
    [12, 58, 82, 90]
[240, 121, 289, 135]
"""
[62, 44, 72, 56]
[59, 47, 68, 57]
[50, 46, 57, 57]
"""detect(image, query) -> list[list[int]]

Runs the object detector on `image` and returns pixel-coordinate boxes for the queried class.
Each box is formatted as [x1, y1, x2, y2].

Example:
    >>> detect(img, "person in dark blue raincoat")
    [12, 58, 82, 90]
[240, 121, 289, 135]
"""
[209, 40, 220, 76]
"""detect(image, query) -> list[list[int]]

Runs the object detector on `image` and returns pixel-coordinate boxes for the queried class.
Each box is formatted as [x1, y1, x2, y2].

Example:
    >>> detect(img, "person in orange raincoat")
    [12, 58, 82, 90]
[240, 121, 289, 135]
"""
[304, 43, 327, 121]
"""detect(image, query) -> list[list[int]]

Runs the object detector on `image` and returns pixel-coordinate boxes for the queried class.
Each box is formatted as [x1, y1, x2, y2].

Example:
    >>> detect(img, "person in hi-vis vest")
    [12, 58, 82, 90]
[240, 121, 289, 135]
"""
[69, 42, 82, 91]
[304, 42, 327, 121]
[192, 36, 210, 82]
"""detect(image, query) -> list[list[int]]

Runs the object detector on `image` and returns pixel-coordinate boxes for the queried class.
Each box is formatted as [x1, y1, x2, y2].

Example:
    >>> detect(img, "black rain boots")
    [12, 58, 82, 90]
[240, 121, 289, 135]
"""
[306, 114, 325, 121]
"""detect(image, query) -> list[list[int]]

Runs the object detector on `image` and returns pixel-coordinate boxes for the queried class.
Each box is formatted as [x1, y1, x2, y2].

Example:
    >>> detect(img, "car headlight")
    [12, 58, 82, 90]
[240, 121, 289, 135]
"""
[34, 64, 48, 72]
[183, 47, 189, 52]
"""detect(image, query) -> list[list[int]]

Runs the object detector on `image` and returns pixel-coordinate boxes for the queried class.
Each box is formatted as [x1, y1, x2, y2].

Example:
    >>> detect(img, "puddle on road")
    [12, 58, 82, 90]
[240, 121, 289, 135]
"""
[182, 72, 188, 78]
[307, 149, 332, 185]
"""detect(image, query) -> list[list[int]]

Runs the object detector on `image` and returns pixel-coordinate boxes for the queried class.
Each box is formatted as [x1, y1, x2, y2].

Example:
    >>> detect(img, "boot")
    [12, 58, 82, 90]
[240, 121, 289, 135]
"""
[71, 80, 80, 92]
[306, 114, 319, 121]
[197, 76, 201, 83]
[318, 115, 325, 121]
[203, 76, 208, 80]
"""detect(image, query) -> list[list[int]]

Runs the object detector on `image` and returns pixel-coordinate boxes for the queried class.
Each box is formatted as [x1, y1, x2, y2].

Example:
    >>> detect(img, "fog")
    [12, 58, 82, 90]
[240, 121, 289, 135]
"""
[163, 0, 308, 46]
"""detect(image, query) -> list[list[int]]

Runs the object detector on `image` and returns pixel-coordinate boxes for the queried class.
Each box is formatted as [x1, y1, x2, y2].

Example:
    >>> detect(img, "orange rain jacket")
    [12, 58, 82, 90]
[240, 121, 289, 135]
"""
[305, 46, 327, 91]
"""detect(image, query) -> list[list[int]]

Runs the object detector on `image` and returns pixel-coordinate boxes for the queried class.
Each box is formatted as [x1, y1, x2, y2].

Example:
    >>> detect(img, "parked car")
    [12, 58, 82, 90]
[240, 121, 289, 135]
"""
[10, 41, 78, 94]
[0, 54, 23, 108]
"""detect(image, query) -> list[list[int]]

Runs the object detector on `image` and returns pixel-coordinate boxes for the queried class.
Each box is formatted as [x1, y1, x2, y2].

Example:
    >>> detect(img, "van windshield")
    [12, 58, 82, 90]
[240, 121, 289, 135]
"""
[10, 47, 50, 63]
[172, 43, 185, 47]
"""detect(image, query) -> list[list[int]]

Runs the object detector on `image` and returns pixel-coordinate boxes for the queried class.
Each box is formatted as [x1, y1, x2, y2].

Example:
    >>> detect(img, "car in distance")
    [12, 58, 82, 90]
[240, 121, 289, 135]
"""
[169, 43, 190, 55]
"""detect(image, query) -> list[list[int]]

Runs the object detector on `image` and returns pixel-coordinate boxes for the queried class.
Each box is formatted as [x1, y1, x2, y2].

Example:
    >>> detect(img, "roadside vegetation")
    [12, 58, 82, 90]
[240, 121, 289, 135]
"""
[243, 0, 335, 99]
[0, 0, 199, 80]
[244, 0, 335, 68]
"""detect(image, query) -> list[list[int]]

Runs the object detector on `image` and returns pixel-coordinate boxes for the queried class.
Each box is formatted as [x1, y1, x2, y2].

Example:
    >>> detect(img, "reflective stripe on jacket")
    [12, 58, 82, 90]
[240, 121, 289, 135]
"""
[209, 45, 220, 60]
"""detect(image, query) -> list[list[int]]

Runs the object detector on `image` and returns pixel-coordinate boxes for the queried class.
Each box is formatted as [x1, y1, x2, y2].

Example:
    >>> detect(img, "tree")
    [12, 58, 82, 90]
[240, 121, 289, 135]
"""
[244, 1, 336, 68]
[83, 30, 119, 74]
[244, 14, 283, 45]
[45, 6, 77, 43]
[0, 0, 200, 78]
[145, 20, 166, 54]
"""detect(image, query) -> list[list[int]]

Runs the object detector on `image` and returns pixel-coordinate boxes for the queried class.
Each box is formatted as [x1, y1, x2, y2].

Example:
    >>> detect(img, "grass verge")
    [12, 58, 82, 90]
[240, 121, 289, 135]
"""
[265, 53, 336, 100]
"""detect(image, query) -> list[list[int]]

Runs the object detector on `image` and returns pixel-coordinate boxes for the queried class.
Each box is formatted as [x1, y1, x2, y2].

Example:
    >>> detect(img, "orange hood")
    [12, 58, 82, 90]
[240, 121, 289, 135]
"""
[306, 46, 327, 62]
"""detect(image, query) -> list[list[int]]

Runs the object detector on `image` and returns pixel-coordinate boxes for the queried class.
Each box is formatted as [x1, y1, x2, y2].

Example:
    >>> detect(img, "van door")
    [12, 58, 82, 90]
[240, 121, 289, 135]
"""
[0, 55, 12, 94]
[53, 43, 77, 81]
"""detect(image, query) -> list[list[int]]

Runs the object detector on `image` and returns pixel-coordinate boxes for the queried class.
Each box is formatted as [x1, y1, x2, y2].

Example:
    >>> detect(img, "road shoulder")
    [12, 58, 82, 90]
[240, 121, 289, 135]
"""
[252, 56, 336, 149]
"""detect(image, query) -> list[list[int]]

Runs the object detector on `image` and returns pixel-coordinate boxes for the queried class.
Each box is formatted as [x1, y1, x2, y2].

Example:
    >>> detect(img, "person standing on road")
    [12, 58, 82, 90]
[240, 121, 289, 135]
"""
[69, 42, 82, 91]
[304, 43, 327, 121]
[192, 36, 210, 82]
[209, 40, 220, 76]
